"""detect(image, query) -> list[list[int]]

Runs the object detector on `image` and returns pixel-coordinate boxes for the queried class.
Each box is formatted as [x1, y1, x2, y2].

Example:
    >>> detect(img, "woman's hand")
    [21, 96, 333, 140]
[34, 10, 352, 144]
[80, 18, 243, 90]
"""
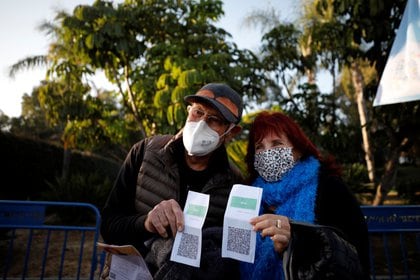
[250, 214, 291, 254]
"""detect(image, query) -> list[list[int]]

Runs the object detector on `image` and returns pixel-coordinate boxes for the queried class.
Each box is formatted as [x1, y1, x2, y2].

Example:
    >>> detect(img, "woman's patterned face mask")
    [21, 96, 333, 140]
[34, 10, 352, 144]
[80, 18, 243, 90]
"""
[254, 147, 295, 182]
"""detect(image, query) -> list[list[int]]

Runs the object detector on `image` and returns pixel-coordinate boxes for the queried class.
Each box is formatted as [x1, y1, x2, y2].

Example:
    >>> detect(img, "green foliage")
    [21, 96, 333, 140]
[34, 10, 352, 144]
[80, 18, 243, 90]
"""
[0, 132, 63, 200]
[227, 139, 248, 178]
[154, 64, 203, 132]
[7, 0, 418, 205]
[274, 83, 363, 164]
[10, 0, 265, 142]
[10, 77, 136, 158]
[0, 132, 120, 204]
[178, 70, 202, 87]
[50, 0, 264, 136]
[371, 103, 420, 167]
[0, 113, 9, 131]
[261, 23, 303, 73]
[154, 87, 171, 108]
[42, 173, 112, 224]
[342, 162, 370, 192]
[341, 162, 374, 204]
[43, 172, 112, 207]
[395, 166, 420, 204]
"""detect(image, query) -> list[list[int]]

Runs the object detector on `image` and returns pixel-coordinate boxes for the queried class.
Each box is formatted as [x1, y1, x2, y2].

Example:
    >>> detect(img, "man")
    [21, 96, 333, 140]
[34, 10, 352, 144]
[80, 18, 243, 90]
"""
[100, 83, 243, 279]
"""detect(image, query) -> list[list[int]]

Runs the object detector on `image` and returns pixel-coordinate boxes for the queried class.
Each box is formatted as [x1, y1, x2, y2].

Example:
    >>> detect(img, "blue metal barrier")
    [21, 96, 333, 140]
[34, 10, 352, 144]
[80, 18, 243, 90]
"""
[1, 201, 418, 279]
[362, 205, 420, 280]
[0, 200, 101, 279]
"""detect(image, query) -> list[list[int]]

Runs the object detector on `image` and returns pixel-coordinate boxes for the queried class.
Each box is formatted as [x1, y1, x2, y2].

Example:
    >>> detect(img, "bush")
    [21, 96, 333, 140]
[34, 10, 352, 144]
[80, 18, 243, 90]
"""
[342, 163, 371, 192]
[0, 132, 120, 204]
[42, 172, 113, 224]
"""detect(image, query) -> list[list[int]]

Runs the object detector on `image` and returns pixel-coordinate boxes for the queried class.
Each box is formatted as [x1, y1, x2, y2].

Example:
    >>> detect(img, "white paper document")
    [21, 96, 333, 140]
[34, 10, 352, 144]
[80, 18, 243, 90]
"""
[97, 242, 153, 280]
[222, 184, 262, 263]
[170, 191, 210, 267]
[110, 254, 152, 280]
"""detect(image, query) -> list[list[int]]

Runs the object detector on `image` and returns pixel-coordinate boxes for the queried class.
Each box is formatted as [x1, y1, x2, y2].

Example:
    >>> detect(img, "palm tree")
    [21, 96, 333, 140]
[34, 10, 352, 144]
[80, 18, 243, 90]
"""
[302, 0, 376, 184]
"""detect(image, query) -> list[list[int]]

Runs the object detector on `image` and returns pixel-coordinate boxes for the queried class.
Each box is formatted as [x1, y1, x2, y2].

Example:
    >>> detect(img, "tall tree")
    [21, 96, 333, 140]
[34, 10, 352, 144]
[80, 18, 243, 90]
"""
[242, 0, 417, 205]
[298, 0, 376, 184]
[312, 0, 412, 204]
[243, 2, 356, 159]
[54, 0, 263, 136]
[9, 0, 267, 178]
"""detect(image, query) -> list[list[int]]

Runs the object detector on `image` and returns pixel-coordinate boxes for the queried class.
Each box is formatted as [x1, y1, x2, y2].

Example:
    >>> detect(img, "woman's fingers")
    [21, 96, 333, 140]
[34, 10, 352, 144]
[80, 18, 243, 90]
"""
[250, 214, 291, 253]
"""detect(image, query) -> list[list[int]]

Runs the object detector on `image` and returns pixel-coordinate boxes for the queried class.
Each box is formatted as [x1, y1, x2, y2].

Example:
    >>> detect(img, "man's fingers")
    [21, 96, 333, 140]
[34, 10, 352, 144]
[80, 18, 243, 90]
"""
[152, 206, 169, 238]
[145, 199, 185, 238]
[163, 200, 184, 236]
[170, 200, 184, 232]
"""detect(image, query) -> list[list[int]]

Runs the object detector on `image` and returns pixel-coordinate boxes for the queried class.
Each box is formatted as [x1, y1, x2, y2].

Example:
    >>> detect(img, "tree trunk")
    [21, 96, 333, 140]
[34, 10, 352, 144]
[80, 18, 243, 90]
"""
[351, 62, 376, 184]
[372, 154, 398, 206]
[301, 33, 316, 85]
[124, 65, 147, 139]
[372, 137, 410, 205]
[112, 66, 147, 139]
[62, 144, 71, 181]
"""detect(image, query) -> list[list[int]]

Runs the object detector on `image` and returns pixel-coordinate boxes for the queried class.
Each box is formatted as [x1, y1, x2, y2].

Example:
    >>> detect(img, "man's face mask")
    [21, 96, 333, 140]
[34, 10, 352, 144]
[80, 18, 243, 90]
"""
[183, 120, 229, 156]
[254, 146, 296, 182]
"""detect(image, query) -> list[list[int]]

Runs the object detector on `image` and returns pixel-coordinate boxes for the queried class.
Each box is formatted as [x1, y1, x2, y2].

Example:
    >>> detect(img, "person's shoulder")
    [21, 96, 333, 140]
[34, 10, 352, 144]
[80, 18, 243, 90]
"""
[128, 135, 174, 153]
[228, 162, 246, 183]
[147, 134, 173, 144]
[317, 164, 362, 209]
[143, 134, 177, 152]
[318, 166, 349, 196]
[319, 171, 344, 185]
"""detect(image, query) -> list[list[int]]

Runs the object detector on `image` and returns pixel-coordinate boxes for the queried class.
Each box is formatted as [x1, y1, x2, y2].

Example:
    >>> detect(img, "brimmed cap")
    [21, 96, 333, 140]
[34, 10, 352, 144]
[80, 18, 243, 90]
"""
[184, 83, 243, 124]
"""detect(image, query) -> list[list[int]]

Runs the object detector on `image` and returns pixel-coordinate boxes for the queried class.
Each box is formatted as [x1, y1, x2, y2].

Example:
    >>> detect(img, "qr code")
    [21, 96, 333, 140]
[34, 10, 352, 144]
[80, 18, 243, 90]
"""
[227, 226, 251, 255]
[177, 232, 199, 259]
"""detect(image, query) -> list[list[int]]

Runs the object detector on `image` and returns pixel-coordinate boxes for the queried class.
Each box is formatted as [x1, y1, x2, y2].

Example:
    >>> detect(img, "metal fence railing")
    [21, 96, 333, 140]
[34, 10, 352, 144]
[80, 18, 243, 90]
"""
[0, 200, 101, 280]
[1, 201, 419, 280]
[361, 205, 420, 280]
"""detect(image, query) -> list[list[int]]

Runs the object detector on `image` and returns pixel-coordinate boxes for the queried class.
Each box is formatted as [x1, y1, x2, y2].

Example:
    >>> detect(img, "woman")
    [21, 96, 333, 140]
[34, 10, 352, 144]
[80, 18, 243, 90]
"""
[240, 111, 370, 279]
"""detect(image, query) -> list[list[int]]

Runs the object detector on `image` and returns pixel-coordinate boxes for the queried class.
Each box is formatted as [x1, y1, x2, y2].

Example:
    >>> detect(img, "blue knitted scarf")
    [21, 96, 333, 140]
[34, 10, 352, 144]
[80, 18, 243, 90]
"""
[240, 156, 320, 280]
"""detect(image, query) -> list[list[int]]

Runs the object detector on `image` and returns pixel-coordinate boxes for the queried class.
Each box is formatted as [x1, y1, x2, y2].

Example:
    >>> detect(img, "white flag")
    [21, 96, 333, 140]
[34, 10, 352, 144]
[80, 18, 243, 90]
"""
[373, 0, 420, 106]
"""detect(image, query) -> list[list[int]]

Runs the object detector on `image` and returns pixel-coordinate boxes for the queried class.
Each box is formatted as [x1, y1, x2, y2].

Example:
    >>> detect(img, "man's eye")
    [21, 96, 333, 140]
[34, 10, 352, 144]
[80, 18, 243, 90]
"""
[208, 116, 224, 126]
[193, 109, 204, 117]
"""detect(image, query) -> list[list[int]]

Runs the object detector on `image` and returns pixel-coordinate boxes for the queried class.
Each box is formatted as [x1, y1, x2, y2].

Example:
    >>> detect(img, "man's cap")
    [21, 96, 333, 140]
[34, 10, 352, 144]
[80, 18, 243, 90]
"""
[184, 83, 243, 124]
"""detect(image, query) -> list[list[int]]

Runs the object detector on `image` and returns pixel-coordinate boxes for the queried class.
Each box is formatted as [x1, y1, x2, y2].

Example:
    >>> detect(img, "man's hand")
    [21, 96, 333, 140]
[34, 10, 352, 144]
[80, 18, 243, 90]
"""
[144, 199, 184, 238]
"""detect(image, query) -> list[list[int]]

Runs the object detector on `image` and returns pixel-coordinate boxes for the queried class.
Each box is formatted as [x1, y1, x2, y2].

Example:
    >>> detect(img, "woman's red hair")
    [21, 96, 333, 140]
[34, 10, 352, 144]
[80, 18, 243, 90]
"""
[245, 111, 340, 182]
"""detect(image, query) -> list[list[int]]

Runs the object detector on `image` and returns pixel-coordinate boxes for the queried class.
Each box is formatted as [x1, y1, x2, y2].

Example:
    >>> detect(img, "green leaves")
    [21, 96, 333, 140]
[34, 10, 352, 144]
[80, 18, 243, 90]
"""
[178, 69, 201, 88]
[154, 87, 171, 107]
[227, 139, 248, 177]
[10, 0, 265, 150]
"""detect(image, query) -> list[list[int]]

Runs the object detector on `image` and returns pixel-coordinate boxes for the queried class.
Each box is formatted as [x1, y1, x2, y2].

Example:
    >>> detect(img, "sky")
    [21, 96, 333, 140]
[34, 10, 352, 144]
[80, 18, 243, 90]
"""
[0, 0, 299, 118]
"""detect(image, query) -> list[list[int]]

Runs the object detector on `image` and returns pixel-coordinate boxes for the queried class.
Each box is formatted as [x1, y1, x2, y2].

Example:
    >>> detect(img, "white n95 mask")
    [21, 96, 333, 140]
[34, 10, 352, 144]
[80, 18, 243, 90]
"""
[183, 120, 221, 156]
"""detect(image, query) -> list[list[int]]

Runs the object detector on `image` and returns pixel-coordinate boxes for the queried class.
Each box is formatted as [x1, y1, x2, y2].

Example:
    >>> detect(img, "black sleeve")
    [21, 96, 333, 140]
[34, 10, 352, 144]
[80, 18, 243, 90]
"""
[315, 174, 371, 279]
[100, 139, 154, 252]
